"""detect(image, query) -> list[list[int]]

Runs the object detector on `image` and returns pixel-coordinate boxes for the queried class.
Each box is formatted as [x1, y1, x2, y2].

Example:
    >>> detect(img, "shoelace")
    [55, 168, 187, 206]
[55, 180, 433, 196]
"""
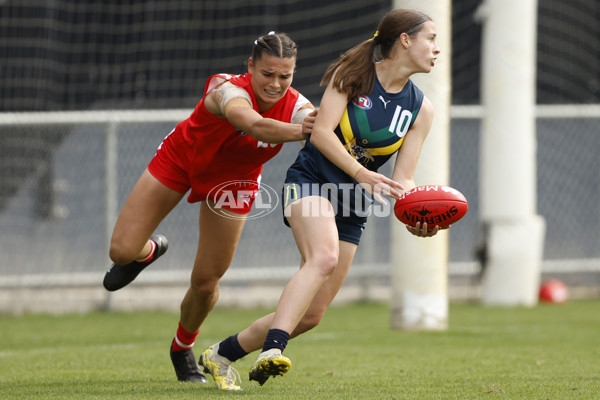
[225, 365, 242, 387]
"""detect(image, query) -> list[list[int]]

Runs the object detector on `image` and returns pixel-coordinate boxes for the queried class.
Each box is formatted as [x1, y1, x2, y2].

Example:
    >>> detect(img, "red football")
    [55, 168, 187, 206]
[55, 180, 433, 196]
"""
[539, 279, 569, 304]
[394, 185, 468, 229]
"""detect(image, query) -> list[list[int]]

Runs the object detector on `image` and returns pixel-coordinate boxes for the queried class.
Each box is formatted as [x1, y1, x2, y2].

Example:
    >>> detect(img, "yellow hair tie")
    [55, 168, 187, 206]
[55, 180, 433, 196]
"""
[373, 31, 379, 39]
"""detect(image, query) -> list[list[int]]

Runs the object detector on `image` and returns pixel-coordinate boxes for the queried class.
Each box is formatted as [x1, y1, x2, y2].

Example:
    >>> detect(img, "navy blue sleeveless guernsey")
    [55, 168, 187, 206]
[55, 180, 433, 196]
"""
[283, 76, 425, 244]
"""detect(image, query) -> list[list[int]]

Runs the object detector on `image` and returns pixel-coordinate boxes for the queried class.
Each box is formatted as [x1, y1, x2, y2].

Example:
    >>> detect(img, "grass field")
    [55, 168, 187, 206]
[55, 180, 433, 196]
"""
[1, 300, 599, 399]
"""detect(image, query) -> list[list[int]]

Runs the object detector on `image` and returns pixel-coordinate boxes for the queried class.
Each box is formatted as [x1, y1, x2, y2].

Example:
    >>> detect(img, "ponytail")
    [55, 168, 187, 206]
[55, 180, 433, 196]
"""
[321, 9, 432, 102]
[320, 38, 378, 103]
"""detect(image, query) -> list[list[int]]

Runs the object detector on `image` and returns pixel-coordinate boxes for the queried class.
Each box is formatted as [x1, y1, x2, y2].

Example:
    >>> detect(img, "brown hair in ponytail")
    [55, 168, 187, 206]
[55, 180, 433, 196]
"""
[320, 9, 432, 102]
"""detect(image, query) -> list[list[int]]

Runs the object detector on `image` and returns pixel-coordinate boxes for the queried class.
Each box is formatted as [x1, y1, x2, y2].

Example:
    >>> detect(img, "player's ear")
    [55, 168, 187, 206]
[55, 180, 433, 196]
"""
[399, 32, 411, 48]
[247, 57, 255, 73]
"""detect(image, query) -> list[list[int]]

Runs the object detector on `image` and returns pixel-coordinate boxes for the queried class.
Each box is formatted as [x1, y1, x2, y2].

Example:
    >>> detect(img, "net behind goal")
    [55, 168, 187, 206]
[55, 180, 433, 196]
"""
[0, 0, 390, 111]
[2, 0, 598, 109]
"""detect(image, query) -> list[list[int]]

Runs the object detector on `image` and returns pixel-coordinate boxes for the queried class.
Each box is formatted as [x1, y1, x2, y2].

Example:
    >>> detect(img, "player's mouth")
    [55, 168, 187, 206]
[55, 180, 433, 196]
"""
[265, 88, 281, 95]
[430, 58, 437, 67]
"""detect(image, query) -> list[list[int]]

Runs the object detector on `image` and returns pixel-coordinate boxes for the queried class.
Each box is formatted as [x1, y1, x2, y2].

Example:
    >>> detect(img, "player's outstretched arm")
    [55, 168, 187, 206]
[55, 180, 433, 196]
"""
[226, 99, 314, 144]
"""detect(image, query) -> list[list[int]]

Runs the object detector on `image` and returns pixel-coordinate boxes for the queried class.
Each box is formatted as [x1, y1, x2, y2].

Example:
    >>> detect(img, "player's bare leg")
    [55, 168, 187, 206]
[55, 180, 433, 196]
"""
[237, 240, 356, 350]
[271, 196, 340, 332]
[171, 201, 247, 383]
[201, 239, 356, 390]
[180, 201, 246, 330]
[249, 195, 340, 385]
[104, 169, 184, 291]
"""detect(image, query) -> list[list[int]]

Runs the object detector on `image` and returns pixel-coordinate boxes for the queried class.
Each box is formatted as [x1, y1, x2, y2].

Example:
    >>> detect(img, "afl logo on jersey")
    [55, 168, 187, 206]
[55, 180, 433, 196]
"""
[353, 96, 372, 110]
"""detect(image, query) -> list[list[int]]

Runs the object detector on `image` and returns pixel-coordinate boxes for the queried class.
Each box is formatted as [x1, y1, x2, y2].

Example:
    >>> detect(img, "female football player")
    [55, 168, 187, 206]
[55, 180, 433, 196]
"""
[198, 9, 443, 391]
[102, 32, 316, 384]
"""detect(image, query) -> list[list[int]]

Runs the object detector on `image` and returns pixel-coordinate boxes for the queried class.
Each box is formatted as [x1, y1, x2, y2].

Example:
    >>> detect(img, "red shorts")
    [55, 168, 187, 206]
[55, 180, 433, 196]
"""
[147, 130, 256, 215]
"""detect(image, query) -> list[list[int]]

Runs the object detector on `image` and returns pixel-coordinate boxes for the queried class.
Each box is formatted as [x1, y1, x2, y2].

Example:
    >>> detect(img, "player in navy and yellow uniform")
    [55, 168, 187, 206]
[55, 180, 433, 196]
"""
[198, 10, 445, 390]
[283, 75, 424, 243]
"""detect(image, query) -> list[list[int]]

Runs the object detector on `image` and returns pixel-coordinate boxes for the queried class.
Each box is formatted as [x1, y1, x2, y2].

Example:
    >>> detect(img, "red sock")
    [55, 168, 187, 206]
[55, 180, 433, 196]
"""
[136, 240, 156, 263]
[172, 322, 199, 352]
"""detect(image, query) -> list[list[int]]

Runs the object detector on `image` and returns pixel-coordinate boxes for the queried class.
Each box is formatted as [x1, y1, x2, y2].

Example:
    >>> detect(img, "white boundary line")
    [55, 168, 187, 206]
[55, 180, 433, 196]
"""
[2, 260, 599, 288]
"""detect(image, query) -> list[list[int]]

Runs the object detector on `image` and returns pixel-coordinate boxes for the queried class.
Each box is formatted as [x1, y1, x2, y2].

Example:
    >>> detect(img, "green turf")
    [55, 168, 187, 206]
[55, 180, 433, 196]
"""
[1, 300, 599, 399]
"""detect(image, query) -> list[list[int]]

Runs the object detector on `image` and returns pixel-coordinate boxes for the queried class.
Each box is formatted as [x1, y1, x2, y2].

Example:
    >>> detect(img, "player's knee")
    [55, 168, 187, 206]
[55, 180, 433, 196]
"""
[310, 250, 338, 277]
[295, 312, 324, 334]
[109, 241, 137, 265]
[189, 276, 220, 300]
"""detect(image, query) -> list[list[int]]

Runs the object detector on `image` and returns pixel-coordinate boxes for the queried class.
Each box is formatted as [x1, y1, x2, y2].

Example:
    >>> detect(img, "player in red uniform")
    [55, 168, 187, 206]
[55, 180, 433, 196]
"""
[102, 32, 316, 384]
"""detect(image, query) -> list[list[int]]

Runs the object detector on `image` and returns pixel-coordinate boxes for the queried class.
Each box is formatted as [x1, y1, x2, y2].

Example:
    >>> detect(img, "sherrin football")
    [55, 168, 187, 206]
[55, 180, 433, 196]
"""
[394, 185, 468, 229]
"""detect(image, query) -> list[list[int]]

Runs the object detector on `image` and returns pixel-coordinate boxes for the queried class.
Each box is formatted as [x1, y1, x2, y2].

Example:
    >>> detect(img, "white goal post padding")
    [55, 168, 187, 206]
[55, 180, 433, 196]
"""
[389, 0, 452, 331]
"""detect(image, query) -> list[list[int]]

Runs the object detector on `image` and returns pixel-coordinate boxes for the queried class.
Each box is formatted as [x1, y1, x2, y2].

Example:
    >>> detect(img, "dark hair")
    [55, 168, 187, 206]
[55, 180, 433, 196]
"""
[321, 9, 432, 102]
[252, 32, 298, 61]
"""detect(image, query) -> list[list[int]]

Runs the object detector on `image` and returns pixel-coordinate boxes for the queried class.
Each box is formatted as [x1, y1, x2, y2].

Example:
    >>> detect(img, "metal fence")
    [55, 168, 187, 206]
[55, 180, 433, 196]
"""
[1, 107, 599, 306]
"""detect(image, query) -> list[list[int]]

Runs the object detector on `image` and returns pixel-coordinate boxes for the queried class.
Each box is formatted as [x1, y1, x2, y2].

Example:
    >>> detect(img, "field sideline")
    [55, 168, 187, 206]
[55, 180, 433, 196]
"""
[1, 300, 599, 399]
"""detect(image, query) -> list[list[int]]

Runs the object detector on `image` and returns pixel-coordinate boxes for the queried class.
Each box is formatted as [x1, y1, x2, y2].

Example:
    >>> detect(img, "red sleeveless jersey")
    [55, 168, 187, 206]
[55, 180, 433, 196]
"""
[148, 73, 301, 209]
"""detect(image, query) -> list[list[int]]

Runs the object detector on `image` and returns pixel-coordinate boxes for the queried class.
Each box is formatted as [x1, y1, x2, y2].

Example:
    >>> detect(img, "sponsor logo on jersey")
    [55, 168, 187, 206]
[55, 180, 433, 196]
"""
[379, 95, 391, 109]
